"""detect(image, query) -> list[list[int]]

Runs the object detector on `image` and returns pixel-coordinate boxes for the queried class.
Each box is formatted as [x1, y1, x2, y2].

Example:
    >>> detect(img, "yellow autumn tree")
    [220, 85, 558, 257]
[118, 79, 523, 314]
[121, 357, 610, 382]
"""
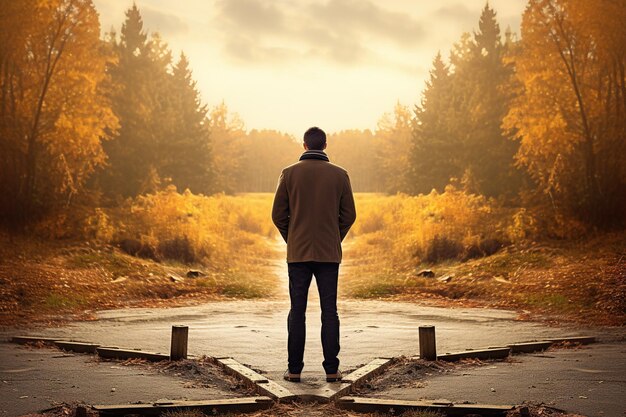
[504, 0, 626, 227]
[0, 0, 118, 224]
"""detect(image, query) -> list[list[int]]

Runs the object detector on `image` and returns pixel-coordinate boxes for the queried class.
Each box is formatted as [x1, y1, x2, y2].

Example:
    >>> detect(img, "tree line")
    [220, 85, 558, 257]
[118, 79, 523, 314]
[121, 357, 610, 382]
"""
[1, 0, 624, 230]
[0, 1, 298, 224]
[341, 1, 626, 228]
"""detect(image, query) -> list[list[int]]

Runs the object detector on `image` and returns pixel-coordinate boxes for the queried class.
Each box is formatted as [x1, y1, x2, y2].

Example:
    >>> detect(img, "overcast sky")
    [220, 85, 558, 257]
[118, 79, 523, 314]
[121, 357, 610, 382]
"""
[93, 0, 526, 137]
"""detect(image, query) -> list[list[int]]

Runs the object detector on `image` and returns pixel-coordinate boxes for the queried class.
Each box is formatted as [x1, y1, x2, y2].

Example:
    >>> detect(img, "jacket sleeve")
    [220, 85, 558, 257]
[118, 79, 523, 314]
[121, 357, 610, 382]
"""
[339, 172, 357, 241]
[271, 170, 290, 243]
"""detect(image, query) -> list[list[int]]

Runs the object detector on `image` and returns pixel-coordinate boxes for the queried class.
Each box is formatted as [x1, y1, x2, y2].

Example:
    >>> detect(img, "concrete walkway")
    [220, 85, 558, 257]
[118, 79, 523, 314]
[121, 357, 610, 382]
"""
[365, 343, 626, 417]
[1, 252, 624, 416]
[6, 298, 614, 377]
[0, 342, 241, 417]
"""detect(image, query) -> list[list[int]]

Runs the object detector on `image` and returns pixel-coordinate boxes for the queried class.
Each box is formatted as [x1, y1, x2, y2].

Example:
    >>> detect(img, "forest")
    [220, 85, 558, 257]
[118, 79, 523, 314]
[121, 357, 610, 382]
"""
[0, 0, 624, 325]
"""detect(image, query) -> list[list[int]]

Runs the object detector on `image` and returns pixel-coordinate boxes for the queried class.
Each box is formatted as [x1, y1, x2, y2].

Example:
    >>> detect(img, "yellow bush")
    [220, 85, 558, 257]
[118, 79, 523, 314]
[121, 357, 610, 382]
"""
[102, 187, 276, 267]
[86, 208, 115, 243]
[350, 187, 523, 268]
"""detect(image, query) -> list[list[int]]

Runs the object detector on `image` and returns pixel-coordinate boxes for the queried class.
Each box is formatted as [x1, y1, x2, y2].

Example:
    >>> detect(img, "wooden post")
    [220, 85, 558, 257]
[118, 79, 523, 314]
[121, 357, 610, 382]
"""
[75, 406, 87, 417]
[170, 325, 188, 360]
[419, 326, 436, 361]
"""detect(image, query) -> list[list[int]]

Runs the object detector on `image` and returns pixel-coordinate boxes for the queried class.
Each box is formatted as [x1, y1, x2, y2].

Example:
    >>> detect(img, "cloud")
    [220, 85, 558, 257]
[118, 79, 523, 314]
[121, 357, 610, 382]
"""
[434, 3, 476, 22]
[216, 0, 285, 33]
[213, 0, 425, 68]
[433, 3, 521, 35]
[222, 34, 294, 63]
[307, 0, 424, 47]
[432, 3, 485, 36]
[142, 6, 188, 37]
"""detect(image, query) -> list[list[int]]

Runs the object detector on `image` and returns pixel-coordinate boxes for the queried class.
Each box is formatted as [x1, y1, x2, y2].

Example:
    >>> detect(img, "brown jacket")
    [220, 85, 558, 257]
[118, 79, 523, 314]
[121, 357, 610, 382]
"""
[272, 151, 356, 263]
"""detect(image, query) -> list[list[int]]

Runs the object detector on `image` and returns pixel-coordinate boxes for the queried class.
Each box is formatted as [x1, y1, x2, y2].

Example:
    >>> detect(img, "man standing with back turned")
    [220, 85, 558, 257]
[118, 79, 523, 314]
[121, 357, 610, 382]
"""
[272, 126, 356, 383]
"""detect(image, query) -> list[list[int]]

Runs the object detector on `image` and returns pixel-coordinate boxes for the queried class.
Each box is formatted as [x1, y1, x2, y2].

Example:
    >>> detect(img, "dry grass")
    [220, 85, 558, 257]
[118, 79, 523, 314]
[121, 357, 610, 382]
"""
[341, 192, 626, 325]
[0, 236, 280, 327]
[340, 224, 626, 325]
[85, 188, 277, 266]
[2, 191, 624, 327]
[346, 189, 524, 271]
[0, 192, 280, 327]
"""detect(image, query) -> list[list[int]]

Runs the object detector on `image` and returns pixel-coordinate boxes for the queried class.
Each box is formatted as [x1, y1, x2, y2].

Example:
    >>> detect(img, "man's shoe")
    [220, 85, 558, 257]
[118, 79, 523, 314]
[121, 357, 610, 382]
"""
[283, 370, 301, 382]
[326, 370, 342, 382]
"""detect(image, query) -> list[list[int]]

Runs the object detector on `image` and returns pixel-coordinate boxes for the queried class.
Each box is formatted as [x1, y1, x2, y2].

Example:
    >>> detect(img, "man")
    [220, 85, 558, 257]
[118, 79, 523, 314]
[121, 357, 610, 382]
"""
[272, 126, 356, 383]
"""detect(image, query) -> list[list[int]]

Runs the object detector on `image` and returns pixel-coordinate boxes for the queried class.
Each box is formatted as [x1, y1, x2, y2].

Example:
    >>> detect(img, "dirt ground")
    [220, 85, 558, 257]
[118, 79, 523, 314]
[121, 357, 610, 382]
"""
[3, 321, 617, 416]
[1, 233, 624, 417]
[0, 234, 280, 328]
[1, 232, 625, 328]
[340, 233, 626, 327]
[3, 296, 622, 416]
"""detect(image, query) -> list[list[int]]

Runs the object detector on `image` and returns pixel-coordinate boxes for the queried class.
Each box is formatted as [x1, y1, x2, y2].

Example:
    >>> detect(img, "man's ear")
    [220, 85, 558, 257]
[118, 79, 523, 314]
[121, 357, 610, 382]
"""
[323, 142, 327, 150]
[303, 142, 308, 150]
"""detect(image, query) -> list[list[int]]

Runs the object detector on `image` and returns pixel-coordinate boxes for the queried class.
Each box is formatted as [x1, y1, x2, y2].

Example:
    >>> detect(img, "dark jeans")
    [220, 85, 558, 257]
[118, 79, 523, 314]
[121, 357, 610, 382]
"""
[287, 262, 340, 374]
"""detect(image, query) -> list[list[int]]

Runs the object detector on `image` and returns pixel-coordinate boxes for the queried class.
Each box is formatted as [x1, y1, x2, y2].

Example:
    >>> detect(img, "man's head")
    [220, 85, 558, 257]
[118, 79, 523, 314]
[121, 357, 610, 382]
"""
[303, 126, 327, 151]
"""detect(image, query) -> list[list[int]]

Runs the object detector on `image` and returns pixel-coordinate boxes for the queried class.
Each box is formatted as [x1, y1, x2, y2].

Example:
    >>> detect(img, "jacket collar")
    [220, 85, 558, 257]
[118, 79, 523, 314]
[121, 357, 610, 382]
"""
[299, 150, 329, 162]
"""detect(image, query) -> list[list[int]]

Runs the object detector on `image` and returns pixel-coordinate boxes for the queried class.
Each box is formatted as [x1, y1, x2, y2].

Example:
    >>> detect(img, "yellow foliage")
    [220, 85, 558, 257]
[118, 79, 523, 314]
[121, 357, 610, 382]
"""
[86, 208, 115, 243]
[349, 188, 527, 269]
[0, 0, 118, 221]
[503, 0, 626, 224]
[91, 188, 276, 268]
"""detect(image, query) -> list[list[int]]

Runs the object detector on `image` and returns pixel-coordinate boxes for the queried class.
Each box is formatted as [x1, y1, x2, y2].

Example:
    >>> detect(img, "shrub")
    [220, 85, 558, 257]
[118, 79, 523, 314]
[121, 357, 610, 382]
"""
[158, 236, 196, 264]
[97, 187, 276, 269]
[461, 238, 507, 261]
[118, 238, 159, 261]
[479, 237, 505, 256]
[463, 243, 484, 261]
[348, 186, 519, 269]
[424, 235, 464, 263]
[118, 238, 142, 256]
[137, 243, 159, 261]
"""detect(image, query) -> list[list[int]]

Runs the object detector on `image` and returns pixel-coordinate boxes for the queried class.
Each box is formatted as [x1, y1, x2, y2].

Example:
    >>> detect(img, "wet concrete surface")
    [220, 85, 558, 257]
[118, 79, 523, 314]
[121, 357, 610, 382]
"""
[1, 258, 624, 415]
[4, 297, 616, 382]
[360, 343, 626, 417]
[0, 342, 241, 417]
[2, 295, 623, 414]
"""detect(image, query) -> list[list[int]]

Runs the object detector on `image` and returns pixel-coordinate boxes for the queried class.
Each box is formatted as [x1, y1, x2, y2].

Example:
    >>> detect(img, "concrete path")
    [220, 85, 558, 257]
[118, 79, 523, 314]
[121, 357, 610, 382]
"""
[0, 342, 241, 417]
[365, 343, 626, 417]
[5, 298, 615, 379]
[1, 252, 624, 415]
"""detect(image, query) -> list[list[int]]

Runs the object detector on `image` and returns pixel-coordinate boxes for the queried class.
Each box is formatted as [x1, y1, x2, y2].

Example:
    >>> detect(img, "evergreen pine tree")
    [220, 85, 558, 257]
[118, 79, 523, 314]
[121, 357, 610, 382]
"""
[101, 4, 157, 197]
[100, 5, 213, 197]
[410, 52, 460, 194]
[163, 53, 213, 193]
[453, 3, 522, 197]
[409, 4, 523, 198]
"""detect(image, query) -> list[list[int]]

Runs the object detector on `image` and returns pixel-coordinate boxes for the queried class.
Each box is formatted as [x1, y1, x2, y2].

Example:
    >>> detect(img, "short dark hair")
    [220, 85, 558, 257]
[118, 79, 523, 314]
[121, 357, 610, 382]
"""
[303, 127, 326, 150]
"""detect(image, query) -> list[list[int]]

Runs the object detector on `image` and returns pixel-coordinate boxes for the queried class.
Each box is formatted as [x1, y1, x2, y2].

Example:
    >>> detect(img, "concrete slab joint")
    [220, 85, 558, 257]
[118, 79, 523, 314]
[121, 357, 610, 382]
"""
[92, 397, 274, 416]
[212, 357, 298, 402]
[337, 396, 515, 417]
[7, 333, 599, 415]
[96, 346, 170, 362]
